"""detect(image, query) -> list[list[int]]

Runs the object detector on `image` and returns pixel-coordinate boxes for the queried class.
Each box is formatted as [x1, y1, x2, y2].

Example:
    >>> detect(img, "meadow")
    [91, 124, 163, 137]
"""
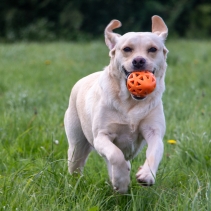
[0, 40, 211, 211]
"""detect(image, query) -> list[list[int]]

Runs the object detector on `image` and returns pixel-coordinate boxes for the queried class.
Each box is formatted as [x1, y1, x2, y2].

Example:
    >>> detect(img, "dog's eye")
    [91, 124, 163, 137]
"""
[123, 47, 132, 52]
[148, 47, 157, 53]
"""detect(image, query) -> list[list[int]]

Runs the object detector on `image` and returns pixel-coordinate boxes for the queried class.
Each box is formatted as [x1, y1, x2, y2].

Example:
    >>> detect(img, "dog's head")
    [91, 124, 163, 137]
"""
[104, 16, 168, 100]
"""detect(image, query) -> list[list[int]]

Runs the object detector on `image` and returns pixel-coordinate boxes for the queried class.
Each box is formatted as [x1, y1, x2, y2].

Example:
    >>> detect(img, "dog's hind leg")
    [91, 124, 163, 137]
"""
[67, 140, 92, 174]
[64, 106, 92, 174]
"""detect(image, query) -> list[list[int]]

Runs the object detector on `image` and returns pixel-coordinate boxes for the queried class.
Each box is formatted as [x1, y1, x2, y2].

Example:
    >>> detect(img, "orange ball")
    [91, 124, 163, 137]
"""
[127, 71, 156, 97]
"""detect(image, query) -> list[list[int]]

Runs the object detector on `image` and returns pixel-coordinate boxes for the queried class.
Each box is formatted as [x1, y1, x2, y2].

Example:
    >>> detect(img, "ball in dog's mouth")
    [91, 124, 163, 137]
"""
[126, 71, 156, 99]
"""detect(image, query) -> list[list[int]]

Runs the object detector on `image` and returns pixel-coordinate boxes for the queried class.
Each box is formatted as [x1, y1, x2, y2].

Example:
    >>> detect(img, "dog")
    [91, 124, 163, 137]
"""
[64, 15, 168, 193]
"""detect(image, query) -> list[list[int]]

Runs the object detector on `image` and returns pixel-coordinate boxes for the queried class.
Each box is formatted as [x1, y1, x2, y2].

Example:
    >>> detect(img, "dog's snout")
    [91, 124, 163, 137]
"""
[132, 57, 146, 69]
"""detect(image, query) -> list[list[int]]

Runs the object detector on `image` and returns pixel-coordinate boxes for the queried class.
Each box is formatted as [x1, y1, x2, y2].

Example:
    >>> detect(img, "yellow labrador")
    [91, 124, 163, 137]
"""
[64, 15, 168, 193]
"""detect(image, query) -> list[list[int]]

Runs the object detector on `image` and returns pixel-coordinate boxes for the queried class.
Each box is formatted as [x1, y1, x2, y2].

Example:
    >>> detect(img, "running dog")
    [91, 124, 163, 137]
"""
[64, 15, 168, 193]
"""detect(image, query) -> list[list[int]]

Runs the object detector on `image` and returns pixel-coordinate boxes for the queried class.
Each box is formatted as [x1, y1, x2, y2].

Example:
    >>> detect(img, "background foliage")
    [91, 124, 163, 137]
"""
[1, 0, 211, 42]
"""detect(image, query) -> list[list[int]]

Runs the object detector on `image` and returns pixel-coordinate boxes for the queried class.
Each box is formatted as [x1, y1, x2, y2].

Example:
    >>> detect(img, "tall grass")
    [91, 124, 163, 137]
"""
[0, 40, 211, 210]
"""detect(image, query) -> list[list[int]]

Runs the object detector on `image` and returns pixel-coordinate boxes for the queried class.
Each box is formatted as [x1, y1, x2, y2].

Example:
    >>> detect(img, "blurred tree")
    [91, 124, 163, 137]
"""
[186, 2, 211, 38]
[0, 0, 211, 41]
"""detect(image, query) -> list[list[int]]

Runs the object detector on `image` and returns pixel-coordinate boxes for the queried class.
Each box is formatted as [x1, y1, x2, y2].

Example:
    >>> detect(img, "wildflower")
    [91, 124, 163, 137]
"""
[54, 140, 59, 145]
[45, 60, 51, 65]
[193, 59, 199, 65]
[26, 178, 33, 187]
[167, 140, 177, 144]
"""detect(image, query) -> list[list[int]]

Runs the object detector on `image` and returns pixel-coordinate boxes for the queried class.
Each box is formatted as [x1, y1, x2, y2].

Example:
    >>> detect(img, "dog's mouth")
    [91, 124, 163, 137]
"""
[122, 66, 156, 101]
[131, 95, 146, 100]
[122, 66, 155, 77]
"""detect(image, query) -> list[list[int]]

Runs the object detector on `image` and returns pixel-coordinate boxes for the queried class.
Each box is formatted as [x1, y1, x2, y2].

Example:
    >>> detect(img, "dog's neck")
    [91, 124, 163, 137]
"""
[99, 63, 166, 113]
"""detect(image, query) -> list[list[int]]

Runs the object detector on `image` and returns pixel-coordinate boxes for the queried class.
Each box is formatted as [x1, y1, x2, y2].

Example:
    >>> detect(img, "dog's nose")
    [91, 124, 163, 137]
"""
[132, 57, 146, 69]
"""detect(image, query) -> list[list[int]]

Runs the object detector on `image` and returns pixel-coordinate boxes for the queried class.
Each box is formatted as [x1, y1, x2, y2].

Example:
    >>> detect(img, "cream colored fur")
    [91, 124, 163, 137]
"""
[64, 15, 168, 193]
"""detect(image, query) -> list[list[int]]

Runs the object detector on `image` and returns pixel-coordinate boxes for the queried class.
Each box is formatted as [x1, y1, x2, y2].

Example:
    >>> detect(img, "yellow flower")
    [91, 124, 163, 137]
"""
[167, 140, 177, 144]
[45, 60, 51, 65]
[193, 59, 199, 65]
[26, 178, 33, 187]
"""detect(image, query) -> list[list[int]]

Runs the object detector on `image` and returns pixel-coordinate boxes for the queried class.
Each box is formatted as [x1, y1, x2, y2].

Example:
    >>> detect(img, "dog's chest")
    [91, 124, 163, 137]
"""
[112, 123, 144, 160]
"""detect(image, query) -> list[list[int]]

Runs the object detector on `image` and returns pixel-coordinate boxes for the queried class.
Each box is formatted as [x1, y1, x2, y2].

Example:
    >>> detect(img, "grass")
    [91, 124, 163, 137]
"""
[0, 40, 211, 210]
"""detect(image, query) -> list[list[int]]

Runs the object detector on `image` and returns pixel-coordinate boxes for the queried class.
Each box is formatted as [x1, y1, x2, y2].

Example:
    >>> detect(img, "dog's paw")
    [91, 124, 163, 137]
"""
[111, 162, 131, 193]
[136, 166, 155, 186]
[113, 176, 130, 193]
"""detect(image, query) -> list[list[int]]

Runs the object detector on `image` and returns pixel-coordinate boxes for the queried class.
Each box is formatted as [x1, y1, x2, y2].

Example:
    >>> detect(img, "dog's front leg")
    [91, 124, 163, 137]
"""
[94, 133, 130, 193]
[136, 128, 164, 186]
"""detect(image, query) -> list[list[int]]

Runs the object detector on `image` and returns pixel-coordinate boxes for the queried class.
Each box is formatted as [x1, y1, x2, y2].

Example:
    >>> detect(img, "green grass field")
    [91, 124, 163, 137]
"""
[0, 40, 211, 211]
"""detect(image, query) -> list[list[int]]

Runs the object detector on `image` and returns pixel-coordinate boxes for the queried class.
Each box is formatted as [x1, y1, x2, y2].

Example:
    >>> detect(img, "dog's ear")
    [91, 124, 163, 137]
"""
[152, 15, 168, 40]
[104, 20, 122, 50]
